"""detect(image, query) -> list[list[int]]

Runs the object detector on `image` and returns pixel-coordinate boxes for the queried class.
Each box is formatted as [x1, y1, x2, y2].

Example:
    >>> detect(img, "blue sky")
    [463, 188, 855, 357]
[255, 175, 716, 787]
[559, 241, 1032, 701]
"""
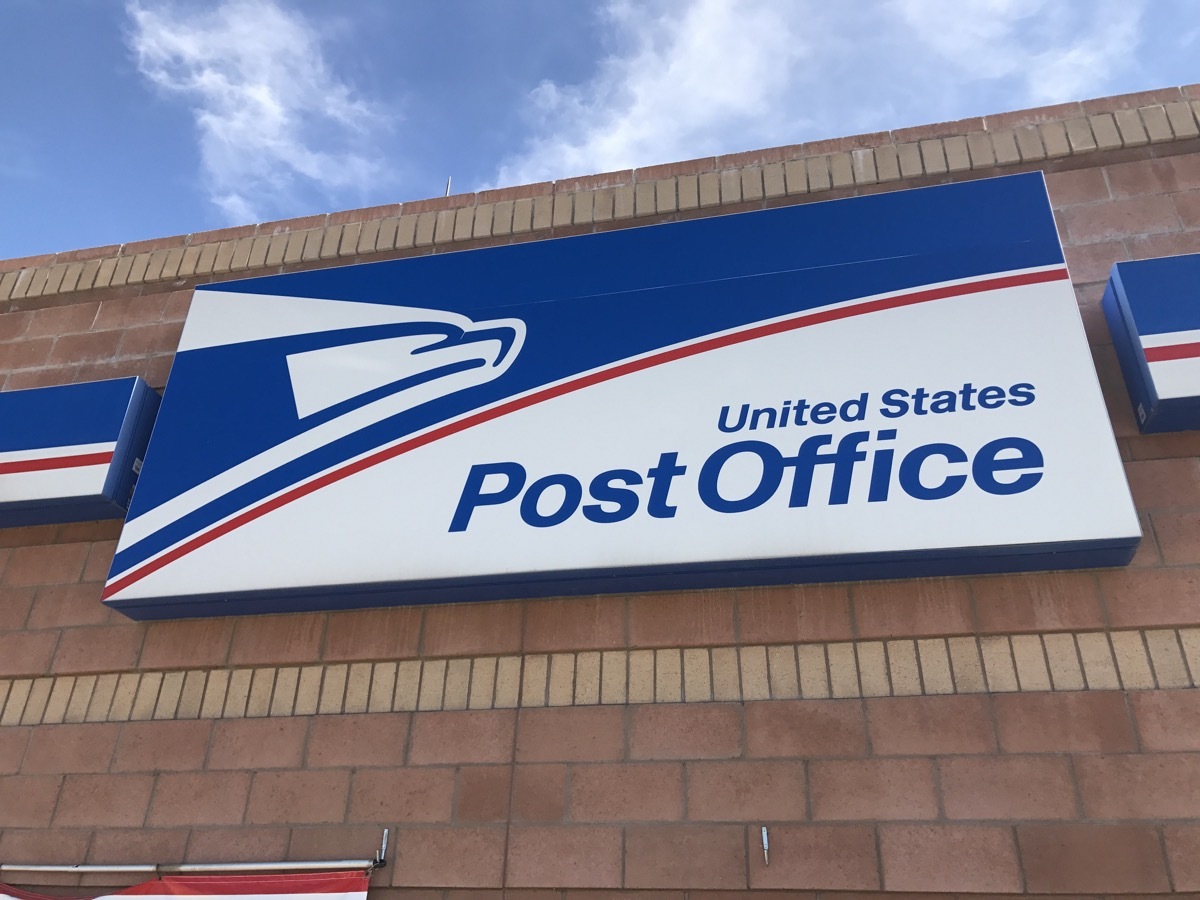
[2, 0, 1197, 260]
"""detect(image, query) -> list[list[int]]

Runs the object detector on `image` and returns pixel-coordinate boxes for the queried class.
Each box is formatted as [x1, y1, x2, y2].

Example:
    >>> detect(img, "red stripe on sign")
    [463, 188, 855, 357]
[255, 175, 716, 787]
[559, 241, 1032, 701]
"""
[1, 871, 369, 900]
[0, 451, 113, 475]
[1145, 341, 1200, 363]
[102, 266, 1068, 600]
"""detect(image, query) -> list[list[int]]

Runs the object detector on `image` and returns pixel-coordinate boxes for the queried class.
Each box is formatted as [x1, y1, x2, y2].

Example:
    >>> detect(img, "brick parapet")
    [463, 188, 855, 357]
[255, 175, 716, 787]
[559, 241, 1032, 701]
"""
[1, 86, 1199, 312]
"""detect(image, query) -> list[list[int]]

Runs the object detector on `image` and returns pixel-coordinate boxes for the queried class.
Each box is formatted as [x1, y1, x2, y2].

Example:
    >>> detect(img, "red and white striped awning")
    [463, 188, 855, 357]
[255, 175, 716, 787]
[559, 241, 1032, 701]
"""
[0, 871, 369, 900]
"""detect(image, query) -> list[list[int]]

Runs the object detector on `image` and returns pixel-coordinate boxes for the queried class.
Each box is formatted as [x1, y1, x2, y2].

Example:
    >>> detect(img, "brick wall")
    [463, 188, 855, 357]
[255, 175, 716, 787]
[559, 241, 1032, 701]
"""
[4, 693, 1200, 894]
[3, 85, 1200, 897]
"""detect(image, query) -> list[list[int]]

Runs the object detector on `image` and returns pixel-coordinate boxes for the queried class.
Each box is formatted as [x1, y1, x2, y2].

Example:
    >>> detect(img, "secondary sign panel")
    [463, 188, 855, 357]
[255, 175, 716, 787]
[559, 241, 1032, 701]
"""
[103, 172, 1140, 619]
[1103, 252, 1200, 432]
[0, 377, 160, 526]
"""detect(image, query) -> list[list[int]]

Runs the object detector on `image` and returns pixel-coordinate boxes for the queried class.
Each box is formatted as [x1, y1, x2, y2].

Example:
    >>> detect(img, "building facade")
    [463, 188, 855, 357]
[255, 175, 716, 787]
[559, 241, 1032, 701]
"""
[2, 84, 1200, 896]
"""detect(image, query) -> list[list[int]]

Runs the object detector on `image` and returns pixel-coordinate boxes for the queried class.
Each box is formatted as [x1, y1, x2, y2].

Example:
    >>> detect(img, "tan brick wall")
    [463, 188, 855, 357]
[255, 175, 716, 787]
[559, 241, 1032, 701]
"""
[3, 85, 1200, 895]
[2, 693, 1200, 892]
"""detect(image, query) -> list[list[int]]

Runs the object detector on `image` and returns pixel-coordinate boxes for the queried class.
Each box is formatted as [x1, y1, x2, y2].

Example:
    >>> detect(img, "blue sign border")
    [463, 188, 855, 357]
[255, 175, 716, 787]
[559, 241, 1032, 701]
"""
[108, 539, 1134, 620]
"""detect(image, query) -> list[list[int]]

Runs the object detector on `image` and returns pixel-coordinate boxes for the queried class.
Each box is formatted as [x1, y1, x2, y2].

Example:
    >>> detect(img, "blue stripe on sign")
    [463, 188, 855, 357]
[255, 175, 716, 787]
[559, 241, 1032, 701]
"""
[0, 378, 144, 452]
[128, 173, 1065, 517]
[105, 537, 1138, 621]
[1111, 253, 1200, 337]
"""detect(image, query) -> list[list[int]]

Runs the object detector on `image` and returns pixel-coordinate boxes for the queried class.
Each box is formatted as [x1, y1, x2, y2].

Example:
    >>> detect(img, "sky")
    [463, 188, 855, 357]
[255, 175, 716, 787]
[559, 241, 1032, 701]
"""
[1, 0, 1197, 260]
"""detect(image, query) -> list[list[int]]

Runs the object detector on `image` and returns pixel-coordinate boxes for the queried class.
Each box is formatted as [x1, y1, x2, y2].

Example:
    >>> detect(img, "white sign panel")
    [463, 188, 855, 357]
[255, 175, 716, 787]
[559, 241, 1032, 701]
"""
[103, 174, 1139, 619]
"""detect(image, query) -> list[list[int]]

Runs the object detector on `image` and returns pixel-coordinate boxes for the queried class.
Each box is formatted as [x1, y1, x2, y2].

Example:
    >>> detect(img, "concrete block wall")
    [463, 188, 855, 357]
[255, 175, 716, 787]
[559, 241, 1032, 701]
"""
[3, 85, 1200, 896]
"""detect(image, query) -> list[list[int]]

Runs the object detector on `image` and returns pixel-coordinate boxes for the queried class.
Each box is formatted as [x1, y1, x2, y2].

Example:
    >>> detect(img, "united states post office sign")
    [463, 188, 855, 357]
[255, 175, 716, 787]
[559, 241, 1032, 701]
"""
[102, 172, 1140, 619]
[0, 377, 160, 527]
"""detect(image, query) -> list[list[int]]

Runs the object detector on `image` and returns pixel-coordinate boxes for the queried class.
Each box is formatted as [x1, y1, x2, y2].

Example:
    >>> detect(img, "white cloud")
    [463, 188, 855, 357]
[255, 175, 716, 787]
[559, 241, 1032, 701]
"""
[892, 0, 1146, 106]
[489, 0, 1148, 190]
[491, 0, 815, 188]
[126, 0, 391, 223]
